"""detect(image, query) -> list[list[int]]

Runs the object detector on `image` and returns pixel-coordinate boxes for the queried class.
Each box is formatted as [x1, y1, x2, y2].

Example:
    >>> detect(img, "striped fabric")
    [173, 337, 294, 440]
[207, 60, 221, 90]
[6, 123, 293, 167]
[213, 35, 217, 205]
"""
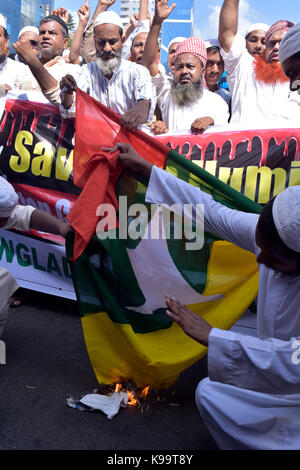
[265, 20, 294, 45]
[174, 37, 207, 67]
[60, 58, 156, 120]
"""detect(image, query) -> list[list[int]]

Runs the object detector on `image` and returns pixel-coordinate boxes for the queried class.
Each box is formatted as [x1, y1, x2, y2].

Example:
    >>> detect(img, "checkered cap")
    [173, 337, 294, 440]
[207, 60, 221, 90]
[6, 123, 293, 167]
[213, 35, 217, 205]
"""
[265, 20, 295, 46]
[174, 37, 207, 68]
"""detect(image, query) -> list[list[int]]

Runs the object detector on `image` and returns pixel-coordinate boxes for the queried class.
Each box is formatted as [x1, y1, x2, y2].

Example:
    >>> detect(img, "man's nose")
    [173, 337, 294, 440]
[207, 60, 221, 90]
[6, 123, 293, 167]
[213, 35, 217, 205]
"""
[103, 41, 112, 53]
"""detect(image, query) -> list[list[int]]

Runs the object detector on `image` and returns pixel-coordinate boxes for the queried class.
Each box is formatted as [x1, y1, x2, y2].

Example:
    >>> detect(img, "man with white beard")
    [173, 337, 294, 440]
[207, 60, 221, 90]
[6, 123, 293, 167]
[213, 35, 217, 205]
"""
[59, 11, 156, 131]
[141, 0, 229, 135]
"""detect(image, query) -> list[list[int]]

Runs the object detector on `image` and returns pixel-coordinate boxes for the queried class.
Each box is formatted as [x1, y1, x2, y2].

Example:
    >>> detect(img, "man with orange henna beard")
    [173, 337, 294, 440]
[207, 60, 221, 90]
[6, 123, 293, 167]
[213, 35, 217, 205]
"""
[219, 0, 299, 124]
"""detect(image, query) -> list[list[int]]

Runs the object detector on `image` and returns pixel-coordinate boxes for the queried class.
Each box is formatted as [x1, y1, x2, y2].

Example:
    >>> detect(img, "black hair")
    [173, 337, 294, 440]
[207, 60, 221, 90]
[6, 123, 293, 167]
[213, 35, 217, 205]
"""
[257, 198, 300, 260]
[40, 15, 69, 39]
[206, 46, 220, 54]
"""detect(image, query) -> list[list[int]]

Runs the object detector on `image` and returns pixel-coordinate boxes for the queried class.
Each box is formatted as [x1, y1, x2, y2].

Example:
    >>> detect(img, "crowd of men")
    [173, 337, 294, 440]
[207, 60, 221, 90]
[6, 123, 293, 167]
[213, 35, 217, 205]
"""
[1, 0, 300, 452]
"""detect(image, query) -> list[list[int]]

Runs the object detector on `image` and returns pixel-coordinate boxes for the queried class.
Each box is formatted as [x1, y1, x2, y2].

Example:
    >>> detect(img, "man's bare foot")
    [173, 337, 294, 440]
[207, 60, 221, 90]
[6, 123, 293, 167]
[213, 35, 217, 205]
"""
[165, 295, 212, 346]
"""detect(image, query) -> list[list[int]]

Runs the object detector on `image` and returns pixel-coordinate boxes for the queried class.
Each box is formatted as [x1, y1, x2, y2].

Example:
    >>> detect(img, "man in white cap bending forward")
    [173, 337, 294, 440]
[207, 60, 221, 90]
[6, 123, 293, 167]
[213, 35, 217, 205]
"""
[0, 13, 28, 96]
[106, 141, 300, 450]
[218, 0, 299, 124]
[0, 177, 72, 338]
[59, 11, 156, 131]
[279, 23, 300, 98]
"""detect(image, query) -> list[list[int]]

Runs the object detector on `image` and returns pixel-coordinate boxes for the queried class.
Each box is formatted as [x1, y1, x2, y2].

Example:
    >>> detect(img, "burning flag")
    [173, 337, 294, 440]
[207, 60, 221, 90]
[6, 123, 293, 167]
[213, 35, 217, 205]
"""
[66, 89, 261, 390]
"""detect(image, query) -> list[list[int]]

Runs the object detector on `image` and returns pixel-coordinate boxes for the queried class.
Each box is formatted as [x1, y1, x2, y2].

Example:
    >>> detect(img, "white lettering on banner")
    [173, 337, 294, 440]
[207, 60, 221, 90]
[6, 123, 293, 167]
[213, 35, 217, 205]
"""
[291, 340, 300, 365]
[55, 199, 71, 223]
[0, 340, 6, 365]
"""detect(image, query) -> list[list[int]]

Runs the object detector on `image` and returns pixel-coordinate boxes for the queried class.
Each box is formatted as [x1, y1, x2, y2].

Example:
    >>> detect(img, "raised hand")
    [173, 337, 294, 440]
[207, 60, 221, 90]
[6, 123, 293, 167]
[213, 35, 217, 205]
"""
[154, 0, 176, 24]
[12, 38, 35, 63]
[78, 0, 91, 24]
[51, 7, 69, 24]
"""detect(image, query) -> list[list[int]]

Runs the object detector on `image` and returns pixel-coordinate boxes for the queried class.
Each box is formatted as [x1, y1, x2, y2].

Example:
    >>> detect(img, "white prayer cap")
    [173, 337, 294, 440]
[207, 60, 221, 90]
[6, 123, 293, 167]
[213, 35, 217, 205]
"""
[131, 27, 149, 41]
[0, 14, 7, 31]
[18, 26, 39, 39]
[272, 186, 300, 253]
[245, 23, 270, 37]
[279, 23, 300, 64]
[204, 38, 220, 49]
[93, 11, 123, 30]
[168, 37, 186, 50]
[0, 177, 18, 218]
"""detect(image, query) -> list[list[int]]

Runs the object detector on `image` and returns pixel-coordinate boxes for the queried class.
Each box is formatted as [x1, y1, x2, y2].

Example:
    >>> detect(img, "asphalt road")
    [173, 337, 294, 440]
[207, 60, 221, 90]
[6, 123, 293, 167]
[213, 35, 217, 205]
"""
[0, 289, 218, 453]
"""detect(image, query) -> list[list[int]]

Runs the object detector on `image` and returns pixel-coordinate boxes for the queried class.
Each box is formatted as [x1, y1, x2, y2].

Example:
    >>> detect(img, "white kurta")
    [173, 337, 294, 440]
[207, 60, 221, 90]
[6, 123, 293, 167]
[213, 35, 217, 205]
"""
[0, 205, 35, 338]
[146, 166, 300, 450]
[221, 34, 299, 124]
[0, 57, 27, 92]
[152, 72, 230, 131]
[59, 58, 157, 122]
[13, 56, 81, 106]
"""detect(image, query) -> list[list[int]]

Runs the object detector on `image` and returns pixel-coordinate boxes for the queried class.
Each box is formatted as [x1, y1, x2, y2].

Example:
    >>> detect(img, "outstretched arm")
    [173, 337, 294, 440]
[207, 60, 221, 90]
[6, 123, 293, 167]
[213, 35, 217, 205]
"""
[30, 209, 73, 239]
[69, 1, 91, 64]
[218, 0, 239, 53]
[141, 0, 176, 76]
[12, 39, 58, 92]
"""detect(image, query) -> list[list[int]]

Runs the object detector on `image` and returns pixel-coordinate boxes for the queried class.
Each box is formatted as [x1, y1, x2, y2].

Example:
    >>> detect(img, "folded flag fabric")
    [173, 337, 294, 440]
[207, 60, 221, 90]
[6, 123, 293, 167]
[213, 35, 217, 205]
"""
[67, 89, 261, 390]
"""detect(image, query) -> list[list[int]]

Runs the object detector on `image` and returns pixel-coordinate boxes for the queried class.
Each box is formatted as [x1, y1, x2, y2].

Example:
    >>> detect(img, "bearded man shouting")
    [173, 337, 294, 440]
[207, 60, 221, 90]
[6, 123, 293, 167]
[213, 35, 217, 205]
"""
[219, 0, 298, 124]
[59, 11, 156, 131]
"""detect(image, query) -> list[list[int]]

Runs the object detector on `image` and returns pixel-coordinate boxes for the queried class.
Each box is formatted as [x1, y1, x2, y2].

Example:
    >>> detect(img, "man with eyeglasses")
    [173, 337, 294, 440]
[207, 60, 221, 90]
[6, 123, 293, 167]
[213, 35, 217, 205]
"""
[219, 0, 298, 124]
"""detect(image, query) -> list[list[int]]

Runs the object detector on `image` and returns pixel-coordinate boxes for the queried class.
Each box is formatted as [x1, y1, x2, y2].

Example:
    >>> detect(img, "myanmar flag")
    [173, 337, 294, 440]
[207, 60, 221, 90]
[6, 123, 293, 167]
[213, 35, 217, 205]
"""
[67, 89, 261, 390]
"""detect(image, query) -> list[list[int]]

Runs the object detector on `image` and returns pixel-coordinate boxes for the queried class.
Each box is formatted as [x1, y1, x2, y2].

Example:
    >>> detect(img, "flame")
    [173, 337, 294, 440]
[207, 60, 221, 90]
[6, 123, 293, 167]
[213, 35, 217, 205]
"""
[140, 386, 150, 399]
[113, 383, 150, 407]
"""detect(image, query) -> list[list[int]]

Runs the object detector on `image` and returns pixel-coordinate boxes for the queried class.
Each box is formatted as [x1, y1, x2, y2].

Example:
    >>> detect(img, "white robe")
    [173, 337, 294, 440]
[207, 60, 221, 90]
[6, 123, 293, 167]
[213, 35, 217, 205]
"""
[221, 34, 299, 125]
[0, 205, 35, 337]
[146, 166, 300, 450]
[152, 72, 230, 131]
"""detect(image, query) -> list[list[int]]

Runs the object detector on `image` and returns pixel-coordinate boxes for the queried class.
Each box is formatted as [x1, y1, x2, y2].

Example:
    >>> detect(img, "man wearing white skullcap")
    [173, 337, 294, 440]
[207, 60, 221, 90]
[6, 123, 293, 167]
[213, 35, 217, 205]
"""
[279, 23, 300, 95]
[218, 0, 299, 124]
[166, 37, 186, 75]
[0, 176, 73, 338]
[244, 23, 269, 57]
[11, 26, 39, 63]
[59, 9, 156, 131]
[113, 143, 300, 449]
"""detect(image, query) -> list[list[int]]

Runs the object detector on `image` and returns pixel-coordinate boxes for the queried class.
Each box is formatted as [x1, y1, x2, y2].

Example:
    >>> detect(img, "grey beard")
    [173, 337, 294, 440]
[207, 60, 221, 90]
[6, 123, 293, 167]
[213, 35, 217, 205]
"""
[171, 80, 204, 106]
[95, 50, 122, 77]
